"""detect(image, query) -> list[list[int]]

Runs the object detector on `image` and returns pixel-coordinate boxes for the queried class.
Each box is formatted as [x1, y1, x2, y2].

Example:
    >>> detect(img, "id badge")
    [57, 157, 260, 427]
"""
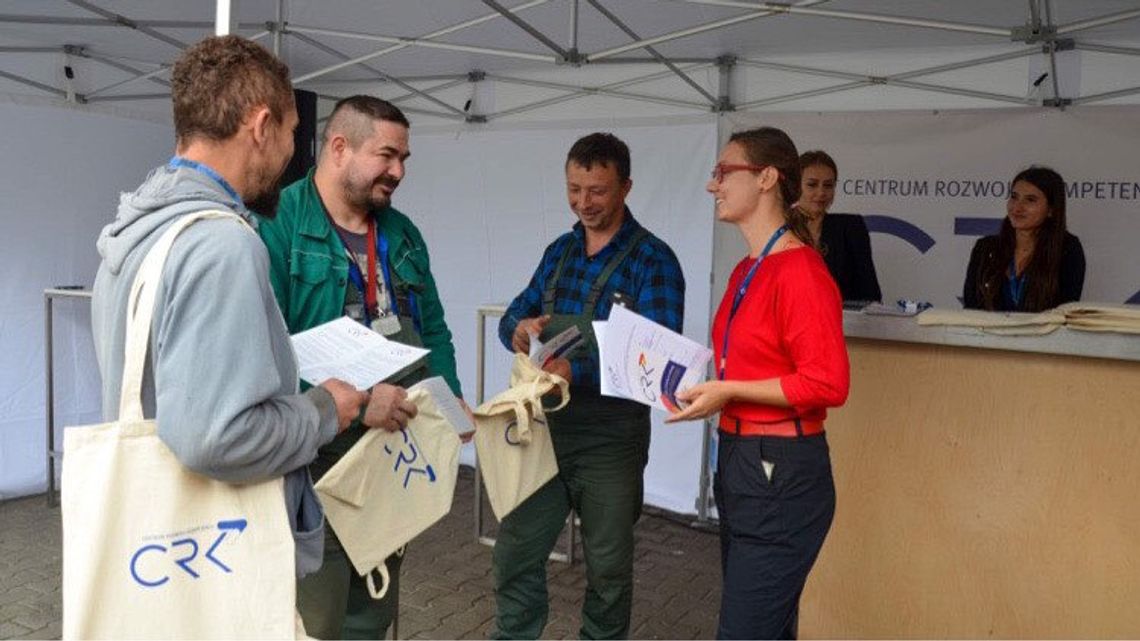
[371, 313, 402, 336]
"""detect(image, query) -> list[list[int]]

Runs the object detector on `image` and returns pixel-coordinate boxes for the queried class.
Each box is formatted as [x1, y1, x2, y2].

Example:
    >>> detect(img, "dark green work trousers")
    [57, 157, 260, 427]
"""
[296, 528, 404, 639]
[296, 315, 423, 640]
[491, 390, 650, 640]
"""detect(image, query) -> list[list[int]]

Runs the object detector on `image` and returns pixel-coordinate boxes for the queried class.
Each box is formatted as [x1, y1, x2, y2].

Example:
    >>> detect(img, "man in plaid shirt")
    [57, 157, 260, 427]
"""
[493, 132, 685, 640]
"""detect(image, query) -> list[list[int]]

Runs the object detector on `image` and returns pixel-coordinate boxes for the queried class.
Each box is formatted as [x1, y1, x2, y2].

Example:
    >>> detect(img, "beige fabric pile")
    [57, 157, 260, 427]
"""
[916, 308, 1065, 335]
[916, 303, 1140, 335]
[1055, 302, 1140, 334]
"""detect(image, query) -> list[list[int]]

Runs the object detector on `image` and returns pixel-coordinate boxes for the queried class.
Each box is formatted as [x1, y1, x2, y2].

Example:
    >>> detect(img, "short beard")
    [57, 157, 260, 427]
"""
[245, 181, 282, 219]
[245, 162, 286, 219]
[342, 172, 397, 212]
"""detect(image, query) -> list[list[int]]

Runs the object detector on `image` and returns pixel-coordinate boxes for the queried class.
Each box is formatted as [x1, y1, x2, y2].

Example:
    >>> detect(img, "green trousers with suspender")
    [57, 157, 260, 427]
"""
[492, 230, 652, 640]
[297, 303, 427, 640]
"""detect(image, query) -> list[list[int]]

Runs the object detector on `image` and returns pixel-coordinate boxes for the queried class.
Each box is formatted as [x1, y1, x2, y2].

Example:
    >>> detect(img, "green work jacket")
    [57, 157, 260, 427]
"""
[258, 170, 462, 397]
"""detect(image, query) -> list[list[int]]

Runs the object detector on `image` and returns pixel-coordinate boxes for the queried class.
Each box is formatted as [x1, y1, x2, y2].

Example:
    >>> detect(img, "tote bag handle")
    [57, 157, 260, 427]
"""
[118, 210, 253, 422]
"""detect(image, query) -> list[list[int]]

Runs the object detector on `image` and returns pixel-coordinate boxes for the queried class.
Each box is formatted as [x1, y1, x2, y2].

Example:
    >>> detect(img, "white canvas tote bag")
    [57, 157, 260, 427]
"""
[62, 211, 297, 640]
[473, 353, 570, 521]
[314, 385, 461, 599]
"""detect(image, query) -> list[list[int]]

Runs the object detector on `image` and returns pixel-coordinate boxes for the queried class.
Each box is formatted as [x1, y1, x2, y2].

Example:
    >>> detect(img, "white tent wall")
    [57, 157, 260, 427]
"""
[393, 118, 718, 515]
[0, 97, 173, 499]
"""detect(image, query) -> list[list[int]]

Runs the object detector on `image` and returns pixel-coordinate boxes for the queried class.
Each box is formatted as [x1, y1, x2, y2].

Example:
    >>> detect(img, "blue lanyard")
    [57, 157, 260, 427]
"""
[167, 157, 242, 205]
[333, 223, 397, 326]
[719, 225, 788, 380]
[1008, 259, 1028, 307]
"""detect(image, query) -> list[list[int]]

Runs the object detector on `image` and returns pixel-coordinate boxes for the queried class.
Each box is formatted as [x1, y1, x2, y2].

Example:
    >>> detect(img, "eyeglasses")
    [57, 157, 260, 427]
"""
[710, 163, 769, 184]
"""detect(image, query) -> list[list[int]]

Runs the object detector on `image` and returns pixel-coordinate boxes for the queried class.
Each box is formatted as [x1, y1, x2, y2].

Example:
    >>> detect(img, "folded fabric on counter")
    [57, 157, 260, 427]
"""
[1057, 302, 1140, 334]
[916, 308, 1064, 335]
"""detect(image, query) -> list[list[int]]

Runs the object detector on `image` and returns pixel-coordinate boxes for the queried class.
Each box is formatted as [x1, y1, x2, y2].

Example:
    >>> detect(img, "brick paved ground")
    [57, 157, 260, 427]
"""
[0, 467, 720, 640]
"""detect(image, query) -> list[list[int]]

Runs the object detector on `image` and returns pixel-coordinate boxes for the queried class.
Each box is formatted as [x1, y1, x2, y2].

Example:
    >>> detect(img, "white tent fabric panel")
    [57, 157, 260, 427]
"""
[0, 99, 173, 499]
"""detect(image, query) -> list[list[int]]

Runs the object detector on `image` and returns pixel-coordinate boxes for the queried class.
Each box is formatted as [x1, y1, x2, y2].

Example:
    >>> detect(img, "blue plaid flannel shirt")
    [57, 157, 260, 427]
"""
[499, 210, 686, 388]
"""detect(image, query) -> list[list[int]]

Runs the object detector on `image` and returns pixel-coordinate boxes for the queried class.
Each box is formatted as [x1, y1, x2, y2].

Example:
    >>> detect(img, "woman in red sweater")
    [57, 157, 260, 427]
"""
[668, 127, 849, 639]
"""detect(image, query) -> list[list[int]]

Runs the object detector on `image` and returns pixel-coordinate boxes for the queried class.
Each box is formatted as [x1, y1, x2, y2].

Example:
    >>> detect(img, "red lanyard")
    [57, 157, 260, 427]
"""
[365, 219, 378, 313]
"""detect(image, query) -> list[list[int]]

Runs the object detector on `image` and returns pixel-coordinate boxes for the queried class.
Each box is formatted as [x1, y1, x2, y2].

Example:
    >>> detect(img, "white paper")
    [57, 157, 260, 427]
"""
[409, 376, 475, 435]
[593, 321, 612, 396]
[529, 325, 584, 367]
[599, 305, 713, 412]
[291, 316, 430, 391]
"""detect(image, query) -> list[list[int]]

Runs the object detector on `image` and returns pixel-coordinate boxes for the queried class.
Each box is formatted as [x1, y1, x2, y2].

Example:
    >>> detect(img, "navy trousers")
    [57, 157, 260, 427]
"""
[714, 431, 836, 640]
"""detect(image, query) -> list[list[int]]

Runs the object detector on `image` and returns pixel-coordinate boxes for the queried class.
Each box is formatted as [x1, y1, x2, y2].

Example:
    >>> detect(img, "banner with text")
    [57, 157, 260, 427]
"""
[718, 107, 1140, 307]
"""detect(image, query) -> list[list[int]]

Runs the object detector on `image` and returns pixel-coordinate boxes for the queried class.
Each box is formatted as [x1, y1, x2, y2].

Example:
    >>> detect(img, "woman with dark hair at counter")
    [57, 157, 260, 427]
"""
[963, 166, 1085, 312]
[799, 150, 882, 302]
[667, 127, 849, 639]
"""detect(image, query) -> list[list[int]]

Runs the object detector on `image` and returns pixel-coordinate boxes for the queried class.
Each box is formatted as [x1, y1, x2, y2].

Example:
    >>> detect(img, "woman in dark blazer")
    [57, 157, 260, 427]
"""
[799, 151, 882, 302]
[962, 166, 1085, 312]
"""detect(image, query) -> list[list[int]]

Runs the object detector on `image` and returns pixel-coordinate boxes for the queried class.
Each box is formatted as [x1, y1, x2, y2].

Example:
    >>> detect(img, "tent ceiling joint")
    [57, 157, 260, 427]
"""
[714, 54, 736, 112]
[1011, 23, 1056, 44]
[1045, 38, 1076, 53]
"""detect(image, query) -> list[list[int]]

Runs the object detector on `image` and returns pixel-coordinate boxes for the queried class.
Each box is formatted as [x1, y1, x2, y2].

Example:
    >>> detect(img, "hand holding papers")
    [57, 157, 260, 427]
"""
[529, 325, 585, 368]
[291, 316, 430, 390]
[597, 305, 712, 413]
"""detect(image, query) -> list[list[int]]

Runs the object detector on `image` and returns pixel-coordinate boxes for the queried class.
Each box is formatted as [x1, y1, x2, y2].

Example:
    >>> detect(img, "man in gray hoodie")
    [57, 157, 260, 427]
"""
[91, 35, 410, 577]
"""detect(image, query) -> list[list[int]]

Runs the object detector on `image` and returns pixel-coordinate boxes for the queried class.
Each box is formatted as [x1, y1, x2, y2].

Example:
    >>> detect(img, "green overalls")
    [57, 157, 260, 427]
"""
[492, 230, 652, 640]
[297, 252, 428, 641]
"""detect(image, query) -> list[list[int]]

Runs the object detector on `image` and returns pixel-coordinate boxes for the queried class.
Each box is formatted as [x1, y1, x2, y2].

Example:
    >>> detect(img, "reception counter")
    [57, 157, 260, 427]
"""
[801, 312, 1140, 638]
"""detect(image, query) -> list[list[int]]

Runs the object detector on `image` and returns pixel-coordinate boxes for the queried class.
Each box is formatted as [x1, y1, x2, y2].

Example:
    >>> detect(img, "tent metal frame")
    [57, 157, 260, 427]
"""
[1, 0, 1138, 117]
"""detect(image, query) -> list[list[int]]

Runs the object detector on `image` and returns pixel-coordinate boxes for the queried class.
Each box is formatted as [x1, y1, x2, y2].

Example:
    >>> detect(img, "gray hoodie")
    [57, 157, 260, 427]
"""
[92, 162, 337, 576]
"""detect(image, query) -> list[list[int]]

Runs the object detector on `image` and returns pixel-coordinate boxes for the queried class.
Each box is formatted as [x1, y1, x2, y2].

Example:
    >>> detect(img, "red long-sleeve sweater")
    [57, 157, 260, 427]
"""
[712, 247, 850, 424]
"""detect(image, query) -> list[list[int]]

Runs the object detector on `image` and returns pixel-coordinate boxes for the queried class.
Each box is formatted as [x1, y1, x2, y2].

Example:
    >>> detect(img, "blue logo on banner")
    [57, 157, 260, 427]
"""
[130, 519, 247, 588]
[863, 215, 936, 253]
[953, 216, 1003, 237]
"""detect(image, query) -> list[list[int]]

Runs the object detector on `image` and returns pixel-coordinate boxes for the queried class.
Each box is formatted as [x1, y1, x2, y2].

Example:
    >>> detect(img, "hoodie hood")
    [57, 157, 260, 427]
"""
[96, 163, 252, 275]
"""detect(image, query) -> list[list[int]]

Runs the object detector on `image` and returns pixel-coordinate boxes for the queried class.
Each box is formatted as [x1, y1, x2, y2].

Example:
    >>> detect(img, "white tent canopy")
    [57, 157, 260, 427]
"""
[3, 0, 1140, 125]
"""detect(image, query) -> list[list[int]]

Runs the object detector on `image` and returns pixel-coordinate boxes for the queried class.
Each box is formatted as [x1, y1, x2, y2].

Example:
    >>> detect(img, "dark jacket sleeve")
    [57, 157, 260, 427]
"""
[962, 238, 987, 310]
[1058, 233, 1086, 304]
[844, 215, 882, 302]
[499, 241, 557, 353]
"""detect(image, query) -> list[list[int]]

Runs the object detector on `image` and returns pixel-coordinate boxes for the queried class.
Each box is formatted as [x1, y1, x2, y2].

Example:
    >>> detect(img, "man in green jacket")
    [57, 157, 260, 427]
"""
[259, 95, 463, 639]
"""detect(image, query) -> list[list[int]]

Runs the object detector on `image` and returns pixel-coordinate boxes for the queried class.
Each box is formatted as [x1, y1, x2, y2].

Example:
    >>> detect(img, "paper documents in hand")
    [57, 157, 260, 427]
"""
[291, 316, 429, 390]
[596, 305, 712, 412]
[408, 376, 475, 435]
[529, 325, 585, 368]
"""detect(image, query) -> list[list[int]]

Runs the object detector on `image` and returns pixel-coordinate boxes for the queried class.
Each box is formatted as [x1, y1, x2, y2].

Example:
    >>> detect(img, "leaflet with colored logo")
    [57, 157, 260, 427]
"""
[291, 315, 429, 390]
[595, 305, 712, 412]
